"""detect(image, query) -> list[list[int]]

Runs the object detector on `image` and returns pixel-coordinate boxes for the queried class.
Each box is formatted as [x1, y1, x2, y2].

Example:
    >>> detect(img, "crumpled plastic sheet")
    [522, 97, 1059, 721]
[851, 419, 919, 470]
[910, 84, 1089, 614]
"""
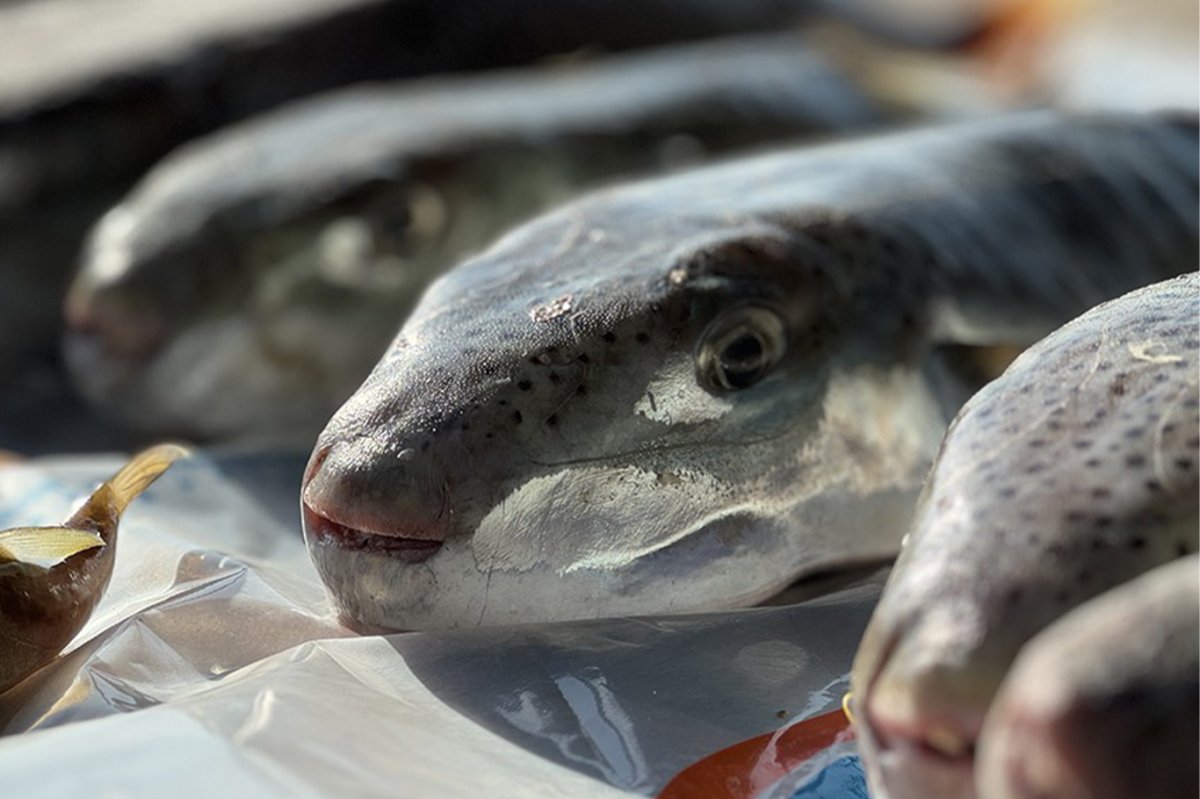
[0, 452, 877, 798]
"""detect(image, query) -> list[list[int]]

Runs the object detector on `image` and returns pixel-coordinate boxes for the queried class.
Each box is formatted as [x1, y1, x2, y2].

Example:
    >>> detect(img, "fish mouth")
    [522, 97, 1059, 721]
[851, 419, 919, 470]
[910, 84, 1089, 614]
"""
[301, 448, 452, 563]
[856, 700, 979, 799]
[853, 631, 982, 799]
[854, 719, 974, 796]
[63, 291, 169, 365]
[302, 503, 447, 563]
[866, 709, 979, 764]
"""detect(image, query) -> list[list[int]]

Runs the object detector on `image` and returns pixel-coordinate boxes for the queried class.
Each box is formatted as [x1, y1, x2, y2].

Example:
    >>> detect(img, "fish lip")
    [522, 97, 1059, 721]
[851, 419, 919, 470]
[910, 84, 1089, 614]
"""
[864, 706, 979, 764]
[302, 502, 447, 563]
[856, 697, 977, 799]
[63, 292, 168, 364]
[861, 735, 976, 799]
[855, 631, 981, 798]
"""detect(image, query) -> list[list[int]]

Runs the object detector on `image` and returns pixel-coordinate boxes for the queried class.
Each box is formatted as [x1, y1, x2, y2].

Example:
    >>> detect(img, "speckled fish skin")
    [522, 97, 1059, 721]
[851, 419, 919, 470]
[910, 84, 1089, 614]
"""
[62, 34, 884, 444]
[977, 554, 1199, 799]
[852, 274, 1200, 799]
[302, 111, 1198, 632]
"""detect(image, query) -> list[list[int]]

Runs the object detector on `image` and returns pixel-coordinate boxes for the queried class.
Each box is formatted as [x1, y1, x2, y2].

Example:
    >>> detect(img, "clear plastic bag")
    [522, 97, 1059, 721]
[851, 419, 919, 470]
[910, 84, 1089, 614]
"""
[0, 452, 877, 798]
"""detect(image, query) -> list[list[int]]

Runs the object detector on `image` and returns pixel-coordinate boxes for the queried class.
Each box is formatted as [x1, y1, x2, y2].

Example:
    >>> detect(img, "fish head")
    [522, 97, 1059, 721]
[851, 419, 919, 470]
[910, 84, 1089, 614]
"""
[64, 203, 223, 362]
[303, 192, 950, 631]
[61, 147, 471, 443]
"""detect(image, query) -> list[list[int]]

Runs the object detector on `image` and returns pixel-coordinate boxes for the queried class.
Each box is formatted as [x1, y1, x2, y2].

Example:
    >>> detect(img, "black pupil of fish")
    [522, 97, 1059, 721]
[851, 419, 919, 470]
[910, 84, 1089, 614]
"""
[723, 332, 764, 364]
[720, 332, 766, 388]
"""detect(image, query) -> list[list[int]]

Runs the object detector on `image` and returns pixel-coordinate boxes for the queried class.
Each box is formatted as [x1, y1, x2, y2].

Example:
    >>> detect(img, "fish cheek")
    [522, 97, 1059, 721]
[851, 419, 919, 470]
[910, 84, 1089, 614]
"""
[450, 326, 677, 472]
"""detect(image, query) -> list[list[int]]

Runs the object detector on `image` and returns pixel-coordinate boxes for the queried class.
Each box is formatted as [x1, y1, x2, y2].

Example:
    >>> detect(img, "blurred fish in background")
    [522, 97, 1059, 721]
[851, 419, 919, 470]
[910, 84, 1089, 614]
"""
[0, 0, 855, 405]
[0, 0, 961, 451]
[61, 34, 888, 445]
[974, 0, 1199, 110]
[0, 0, 1194, 453]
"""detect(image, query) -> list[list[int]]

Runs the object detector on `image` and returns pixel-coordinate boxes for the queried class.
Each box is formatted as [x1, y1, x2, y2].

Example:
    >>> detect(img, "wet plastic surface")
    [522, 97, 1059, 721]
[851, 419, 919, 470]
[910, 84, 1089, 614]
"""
[0, 452, 877, 797]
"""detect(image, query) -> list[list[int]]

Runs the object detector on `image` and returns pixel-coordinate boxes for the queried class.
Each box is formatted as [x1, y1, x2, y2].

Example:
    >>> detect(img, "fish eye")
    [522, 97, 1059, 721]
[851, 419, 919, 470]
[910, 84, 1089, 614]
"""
[695, 305, 787, 392]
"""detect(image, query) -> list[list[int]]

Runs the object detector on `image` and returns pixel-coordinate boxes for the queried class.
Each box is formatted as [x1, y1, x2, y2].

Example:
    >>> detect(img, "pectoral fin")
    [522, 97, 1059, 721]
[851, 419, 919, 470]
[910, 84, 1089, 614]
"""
[0, 526, 105, 569]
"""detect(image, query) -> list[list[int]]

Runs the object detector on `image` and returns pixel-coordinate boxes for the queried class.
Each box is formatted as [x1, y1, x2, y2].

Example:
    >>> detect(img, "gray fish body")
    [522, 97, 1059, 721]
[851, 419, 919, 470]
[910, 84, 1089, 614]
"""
[301, 111, 1198, 631]
[977, 554, 1199, 799]
[64, 34, 884, 443]
[852, 274, 1200, 798]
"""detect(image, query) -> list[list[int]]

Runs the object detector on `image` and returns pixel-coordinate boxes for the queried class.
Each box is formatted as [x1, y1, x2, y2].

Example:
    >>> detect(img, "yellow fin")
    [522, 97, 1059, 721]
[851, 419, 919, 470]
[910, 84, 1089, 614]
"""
[105, 443, 190, 516]
[0, 526, 104, 569]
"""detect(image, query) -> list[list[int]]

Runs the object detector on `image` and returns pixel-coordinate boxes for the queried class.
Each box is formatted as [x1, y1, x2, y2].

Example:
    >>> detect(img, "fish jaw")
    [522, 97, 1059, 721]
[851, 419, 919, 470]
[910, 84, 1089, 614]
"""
[64, 283, 170, 364]
[849, 480, 1024, 789]
[62, 277, 177, 433]
[302, 463, 916, 633]
[64, 203, 212, 368]
[300, 398, 823, 631]
[853, 704, 978, 799]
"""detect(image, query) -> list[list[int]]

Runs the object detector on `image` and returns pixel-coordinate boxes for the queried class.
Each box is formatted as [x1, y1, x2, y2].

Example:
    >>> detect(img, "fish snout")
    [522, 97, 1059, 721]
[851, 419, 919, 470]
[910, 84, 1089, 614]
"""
[854, 612, 995, 799]
[301, 440, 451, 563]
[63, 288, 168, 363]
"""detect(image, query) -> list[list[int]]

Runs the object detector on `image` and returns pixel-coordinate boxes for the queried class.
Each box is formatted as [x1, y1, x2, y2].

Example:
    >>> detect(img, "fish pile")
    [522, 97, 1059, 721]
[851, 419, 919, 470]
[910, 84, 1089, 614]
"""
[0, 0, 849, 380]
[0, 1, 1197, 796]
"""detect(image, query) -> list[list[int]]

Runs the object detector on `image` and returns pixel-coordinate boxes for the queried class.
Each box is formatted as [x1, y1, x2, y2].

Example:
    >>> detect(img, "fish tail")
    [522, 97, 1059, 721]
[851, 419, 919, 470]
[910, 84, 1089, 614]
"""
[104, 443, 191, 516]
